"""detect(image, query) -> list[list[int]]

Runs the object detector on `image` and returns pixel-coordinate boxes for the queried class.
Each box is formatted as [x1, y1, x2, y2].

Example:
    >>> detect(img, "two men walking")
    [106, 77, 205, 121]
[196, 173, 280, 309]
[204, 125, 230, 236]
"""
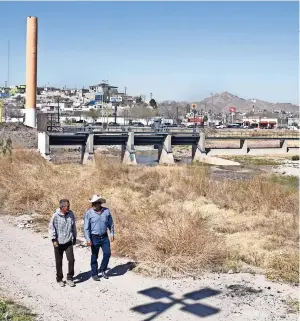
[49, 195, 114, 286]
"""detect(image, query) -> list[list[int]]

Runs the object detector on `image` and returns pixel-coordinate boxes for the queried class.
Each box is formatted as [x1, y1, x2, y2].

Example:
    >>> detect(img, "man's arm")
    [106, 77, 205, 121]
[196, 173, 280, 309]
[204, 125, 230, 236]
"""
[71, 212, 77, 244]
[49, 214, 58, 245]
[107, 210, 114, 239]
[83, 211, 91, 243]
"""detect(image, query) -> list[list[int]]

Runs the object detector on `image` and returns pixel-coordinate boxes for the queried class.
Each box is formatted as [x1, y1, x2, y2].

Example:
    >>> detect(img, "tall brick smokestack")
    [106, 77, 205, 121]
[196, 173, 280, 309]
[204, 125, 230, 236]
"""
[25, 16, 38, 128]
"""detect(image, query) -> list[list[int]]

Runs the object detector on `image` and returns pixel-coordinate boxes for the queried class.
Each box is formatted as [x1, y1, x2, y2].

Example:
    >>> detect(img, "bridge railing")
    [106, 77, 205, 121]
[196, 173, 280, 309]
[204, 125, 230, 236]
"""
[58, 125, 299, 138]
[203, 129, 299, 139]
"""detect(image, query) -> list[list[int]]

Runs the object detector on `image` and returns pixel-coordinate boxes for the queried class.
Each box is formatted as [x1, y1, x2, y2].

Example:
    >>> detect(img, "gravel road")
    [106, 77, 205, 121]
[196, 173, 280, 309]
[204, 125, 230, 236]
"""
[0, 218, 298, 321]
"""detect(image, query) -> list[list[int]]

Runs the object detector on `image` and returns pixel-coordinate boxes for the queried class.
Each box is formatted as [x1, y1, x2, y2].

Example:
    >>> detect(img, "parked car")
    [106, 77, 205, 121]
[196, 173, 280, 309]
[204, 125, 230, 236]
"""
[132, 122, 145, 127]
[227, 124, 241, 129]
[108, 122, 120, 127]
[164, 123, 178, 127]
[187, 124, 200, 128]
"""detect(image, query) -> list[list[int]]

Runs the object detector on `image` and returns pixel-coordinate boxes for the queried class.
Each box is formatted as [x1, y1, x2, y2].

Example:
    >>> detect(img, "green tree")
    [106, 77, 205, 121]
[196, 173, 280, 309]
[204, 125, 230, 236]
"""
[128, 106, 156, 125]
[149, 98, 157, 109]
[84, 109, 101, 122]
[135, 96, 142, 103]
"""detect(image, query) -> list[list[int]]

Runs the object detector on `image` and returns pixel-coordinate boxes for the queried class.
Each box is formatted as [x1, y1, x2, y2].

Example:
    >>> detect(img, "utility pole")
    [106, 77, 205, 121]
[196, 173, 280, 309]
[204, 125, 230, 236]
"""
[211, 93, 214, 125]
[101, 93, 104, 123]
[7, 40, 10, 88]
[124, 87, 127, 96]
[0, 100, 3, 123]
[114, 104, 117, 124]
[56, 96, 60, 124]
[150, 92, 153, 100]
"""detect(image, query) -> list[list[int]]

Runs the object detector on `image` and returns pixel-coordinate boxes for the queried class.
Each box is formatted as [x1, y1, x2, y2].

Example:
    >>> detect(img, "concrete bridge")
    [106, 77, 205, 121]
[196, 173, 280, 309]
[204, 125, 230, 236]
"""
[38, 130, 299, 165]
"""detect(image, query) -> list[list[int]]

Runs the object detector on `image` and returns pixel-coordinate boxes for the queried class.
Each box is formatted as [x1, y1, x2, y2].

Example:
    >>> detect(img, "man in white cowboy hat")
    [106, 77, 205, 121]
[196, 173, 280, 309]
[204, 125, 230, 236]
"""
[84, 194, 115, 281]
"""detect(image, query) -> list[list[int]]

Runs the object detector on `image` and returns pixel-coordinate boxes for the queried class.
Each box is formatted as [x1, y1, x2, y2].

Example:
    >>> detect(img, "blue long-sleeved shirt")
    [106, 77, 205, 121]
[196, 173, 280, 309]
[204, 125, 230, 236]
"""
[84, 207, 114, 243]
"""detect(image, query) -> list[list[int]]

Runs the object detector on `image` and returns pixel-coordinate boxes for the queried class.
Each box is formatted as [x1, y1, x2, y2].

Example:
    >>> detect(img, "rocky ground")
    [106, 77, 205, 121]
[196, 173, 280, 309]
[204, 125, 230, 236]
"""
[0, 123, 37, 149]
[0, 216, 298, 321]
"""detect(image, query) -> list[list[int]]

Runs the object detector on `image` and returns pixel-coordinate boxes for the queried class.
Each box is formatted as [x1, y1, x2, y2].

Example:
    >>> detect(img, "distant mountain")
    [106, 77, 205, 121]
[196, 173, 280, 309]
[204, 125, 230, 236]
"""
[160, 92, 299, 114]
[195, 92, 299, 114]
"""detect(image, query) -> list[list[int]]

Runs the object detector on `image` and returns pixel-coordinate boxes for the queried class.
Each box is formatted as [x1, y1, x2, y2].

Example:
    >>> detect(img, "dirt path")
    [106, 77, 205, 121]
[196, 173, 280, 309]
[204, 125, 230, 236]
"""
[0, 218, 298, 321]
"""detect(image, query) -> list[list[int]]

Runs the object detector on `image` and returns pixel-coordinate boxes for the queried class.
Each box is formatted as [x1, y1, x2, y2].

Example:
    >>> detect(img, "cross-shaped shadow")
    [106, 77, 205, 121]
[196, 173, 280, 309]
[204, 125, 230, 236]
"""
[131, 286, 221, 320]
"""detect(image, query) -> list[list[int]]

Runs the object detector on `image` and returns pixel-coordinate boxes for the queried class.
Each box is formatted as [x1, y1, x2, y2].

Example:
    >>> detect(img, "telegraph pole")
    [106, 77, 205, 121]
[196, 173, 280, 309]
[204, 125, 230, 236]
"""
[211, 93, 214, 124]
[7, 40, 10, 88]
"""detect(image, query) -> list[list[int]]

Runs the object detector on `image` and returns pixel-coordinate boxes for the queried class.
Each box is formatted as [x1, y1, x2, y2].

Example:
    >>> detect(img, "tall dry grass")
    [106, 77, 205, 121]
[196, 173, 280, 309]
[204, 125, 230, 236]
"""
[0, 151, 298, 282]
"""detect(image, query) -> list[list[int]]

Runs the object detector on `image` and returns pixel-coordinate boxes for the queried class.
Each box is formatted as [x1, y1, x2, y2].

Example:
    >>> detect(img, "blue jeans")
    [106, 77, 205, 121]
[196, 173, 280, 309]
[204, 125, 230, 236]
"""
[90, 235, 111, 276]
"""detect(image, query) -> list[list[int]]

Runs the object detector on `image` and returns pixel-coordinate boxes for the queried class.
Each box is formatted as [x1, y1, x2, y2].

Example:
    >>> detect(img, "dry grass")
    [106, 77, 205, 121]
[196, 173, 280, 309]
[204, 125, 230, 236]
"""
[0, 150, 298, 282]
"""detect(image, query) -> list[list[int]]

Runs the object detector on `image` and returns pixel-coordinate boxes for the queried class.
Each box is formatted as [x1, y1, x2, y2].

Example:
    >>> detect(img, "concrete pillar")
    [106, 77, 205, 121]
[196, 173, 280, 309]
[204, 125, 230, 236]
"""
[83, 134, 95, 165]
[240, 139, 248, 154]
[159, 135, 174, 165]
[87, 134, 94, 154]
[157, 145, 162, 161]
[199, 131, 205, 153]
[192, 132, 206, 162]
[38, 132, 50, 159]
[122, 132, 137, 165]
[280, 139, 288, 153]
[25, 16, 38, 128]
[80, 144, 86, 164]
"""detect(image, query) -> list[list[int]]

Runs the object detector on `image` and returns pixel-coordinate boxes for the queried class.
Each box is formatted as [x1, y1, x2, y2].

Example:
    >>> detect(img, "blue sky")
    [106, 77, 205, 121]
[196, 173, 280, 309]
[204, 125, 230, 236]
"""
[0, 1, 298, 103]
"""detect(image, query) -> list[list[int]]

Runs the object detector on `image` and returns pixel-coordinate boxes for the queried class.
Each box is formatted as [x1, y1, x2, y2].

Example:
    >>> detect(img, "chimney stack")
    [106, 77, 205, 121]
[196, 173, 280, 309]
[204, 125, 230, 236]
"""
[25, 16, 38, 128]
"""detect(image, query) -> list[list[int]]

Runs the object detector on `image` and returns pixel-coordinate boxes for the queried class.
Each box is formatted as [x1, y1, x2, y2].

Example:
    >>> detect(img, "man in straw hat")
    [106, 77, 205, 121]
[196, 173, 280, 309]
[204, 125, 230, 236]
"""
[84, 194, 115, 281]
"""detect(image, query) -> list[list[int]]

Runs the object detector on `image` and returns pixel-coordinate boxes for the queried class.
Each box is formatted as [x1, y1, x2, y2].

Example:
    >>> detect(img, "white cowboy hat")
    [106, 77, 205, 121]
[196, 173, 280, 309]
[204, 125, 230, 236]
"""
[89, 194, 106, 204]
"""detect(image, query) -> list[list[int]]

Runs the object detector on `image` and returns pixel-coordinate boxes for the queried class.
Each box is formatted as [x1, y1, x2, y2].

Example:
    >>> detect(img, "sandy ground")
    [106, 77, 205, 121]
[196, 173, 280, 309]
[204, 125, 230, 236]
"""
[0, 217, 298, 321]
[273, 160, 299, 177]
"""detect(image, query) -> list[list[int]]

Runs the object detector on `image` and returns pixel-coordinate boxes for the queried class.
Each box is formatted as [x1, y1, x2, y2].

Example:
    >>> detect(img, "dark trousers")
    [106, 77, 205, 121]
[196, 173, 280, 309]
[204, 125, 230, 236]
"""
[54, 241, 75, 282]
[91, 235, 111, 276]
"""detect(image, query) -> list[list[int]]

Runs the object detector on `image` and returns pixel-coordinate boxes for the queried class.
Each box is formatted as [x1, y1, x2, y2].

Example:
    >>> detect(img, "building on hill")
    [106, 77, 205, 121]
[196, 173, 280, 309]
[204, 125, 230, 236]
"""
[89, 83, 119, 103]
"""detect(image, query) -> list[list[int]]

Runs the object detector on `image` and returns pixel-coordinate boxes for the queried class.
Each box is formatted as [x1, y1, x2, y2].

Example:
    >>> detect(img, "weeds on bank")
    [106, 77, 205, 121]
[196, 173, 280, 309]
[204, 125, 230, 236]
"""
[0, 151, 298, 282]
[0, 137, 12, 156]
[268, 175, 299, 192]
[222, 156, 282, 166]
[0, 297, 35, 321]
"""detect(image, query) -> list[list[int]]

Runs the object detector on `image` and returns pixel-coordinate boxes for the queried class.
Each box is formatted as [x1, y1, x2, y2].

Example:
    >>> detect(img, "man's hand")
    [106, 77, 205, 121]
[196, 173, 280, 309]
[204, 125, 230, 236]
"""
[110, 235, 114, 242]
[53, 241, 59, 248]
[87, 242, 92, 247]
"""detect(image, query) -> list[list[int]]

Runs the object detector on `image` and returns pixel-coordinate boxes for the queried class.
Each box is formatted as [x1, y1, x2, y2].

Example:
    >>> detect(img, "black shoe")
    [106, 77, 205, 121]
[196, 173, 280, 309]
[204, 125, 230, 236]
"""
[101, 271, 109, 279]
[92, 275, 100, 281]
